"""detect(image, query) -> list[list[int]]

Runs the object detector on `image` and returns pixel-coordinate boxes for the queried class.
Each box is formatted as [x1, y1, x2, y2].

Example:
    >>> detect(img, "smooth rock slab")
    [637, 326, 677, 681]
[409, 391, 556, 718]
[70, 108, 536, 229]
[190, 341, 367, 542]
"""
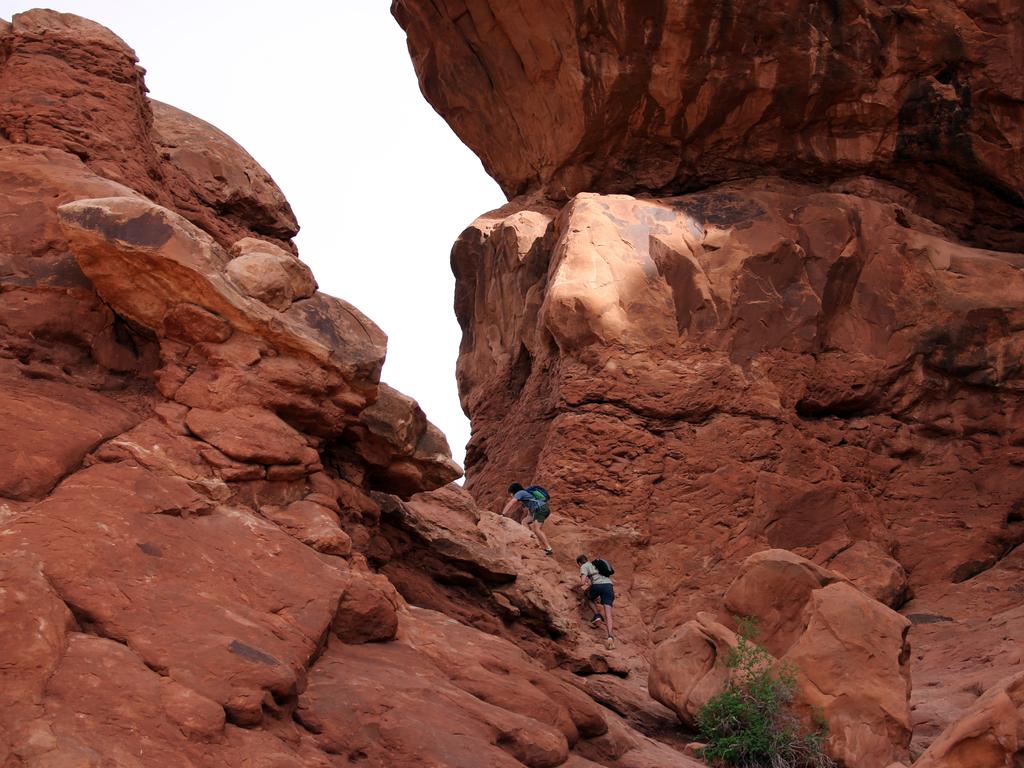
[185, 405, 316, 466]
[0, 375, 139, 500]
[34, 633, 331, 767]
[300, 607, 584, 768]
[913, 671, 1024, 768]
[5, 461, 347, 725]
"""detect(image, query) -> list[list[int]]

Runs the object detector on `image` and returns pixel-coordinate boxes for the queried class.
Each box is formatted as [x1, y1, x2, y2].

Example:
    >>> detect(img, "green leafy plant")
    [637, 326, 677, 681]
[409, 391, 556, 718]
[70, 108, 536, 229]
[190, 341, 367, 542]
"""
[695, 617, 835, 768]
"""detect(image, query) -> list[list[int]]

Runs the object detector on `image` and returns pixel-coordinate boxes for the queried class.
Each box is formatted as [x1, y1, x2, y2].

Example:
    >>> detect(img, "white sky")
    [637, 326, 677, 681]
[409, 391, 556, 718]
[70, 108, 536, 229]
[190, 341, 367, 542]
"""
[3, 2, 506, 470]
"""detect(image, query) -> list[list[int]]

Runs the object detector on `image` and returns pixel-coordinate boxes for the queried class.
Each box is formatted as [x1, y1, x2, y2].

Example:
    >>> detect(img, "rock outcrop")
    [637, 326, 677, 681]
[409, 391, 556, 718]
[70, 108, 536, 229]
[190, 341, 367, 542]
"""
[0, 9, 698, 768]
[395, 0, 1024, 764]
[648, 612, 738, 728]
[394, 0, 1024, 251]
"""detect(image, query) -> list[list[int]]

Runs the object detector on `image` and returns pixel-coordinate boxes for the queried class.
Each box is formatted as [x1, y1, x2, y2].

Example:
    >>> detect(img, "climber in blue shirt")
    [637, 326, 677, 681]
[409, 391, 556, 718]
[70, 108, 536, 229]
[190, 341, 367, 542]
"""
[499, 481, 554, 556]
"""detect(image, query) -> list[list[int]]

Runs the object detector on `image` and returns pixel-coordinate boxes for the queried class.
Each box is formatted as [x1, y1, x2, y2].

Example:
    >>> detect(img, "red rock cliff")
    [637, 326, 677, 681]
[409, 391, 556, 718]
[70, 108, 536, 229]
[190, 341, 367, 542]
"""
[394, 1, 1024, 765]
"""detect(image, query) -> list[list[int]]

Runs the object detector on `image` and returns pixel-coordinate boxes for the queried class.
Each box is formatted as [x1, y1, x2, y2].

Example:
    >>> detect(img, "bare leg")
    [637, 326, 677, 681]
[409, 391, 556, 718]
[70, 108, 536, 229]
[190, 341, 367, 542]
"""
[528, 520, 551, 551]
[603, 602, 614, 640]
[585, 596, 603, 622]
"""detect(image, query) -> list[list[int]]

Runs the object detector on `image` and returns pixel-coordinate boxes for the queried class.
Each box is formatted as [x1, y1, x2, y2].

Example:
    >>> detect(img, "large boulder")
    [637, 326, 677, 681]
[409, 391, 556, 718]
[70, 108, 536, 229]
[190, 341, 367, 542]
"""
[647, 613, 738, 727]
[651, 550, 912, 768]
[722, 549, 845, 656]
[784, 582, 912, 768]
[0, 10, 162, 199]
[56, 195, 386, 410]
[724, 551, 913, 767]
[152, 101, 299, 240]
[823, 540, 909, 609]
[349, 385, 464, 497]
[226, 236, 316, 311]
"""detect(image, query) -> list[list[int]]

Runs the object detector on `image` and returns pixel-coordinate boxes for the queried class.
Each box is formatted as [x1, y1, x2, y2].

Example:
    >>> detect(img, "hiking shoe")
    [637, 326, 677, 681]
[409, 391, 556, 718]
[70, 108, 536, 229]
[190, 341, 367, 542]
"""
[605, 636, 615, 650]
[544, 548, 554, 556]
[589, 614, 604, 627]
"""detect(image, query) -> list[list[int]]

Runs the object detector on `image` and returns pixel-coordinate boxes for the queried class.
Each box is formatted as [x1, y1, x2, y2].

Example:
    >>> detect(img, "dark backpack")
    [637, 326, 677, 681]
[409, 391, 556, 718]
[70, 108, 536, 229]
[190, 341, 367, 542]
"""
[591, 558, 614, 577]
[525, 485, 550, 503]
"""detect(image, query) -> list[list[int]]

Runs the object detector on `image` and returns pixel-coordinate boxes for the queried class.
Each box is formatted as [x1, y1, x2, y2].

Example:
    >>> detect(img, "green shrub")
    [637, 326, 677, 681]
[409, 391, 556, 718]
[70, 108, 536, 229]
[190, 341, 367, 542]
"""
[695, 617, 835, 768]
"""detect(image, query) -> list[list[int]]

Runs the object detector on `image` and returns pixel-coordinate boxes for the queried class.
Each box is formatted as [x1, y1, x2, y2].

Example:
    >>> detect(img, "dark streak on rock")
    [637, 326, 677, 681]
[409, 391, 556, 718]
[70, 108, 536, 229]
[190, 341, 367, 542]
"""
[67, 207, 175, 249]
[228, 639, 280, 666]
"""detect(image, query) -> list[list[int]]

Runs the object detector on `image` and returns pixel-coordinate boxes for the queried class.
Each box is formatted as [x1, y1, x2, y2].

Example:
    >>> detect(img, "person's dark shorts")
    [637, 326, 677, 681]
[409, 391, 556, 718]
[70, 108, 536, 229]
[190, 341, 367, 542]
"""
[588, 582, 614, 605]
[530, 504, 550, 524]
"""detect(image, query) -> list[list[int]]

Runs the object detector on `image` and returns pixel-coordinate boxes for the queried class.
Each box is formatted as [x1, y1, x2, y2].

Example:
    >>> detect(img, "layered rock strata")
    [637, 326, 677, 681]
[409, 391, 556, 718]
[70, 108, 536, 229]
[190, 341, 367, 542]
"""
[394, 0, 1024, 251]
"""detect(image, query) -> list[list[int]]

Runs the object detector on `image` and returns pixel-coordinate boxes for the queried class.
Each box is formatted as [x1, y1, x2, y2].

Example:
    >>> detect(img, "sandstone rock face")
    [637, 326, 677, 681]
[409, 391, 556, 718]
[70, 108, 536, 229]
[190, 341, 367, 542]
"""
[0, 9, 698, 768]
[4, 1, 1021, 765]
[398, 34, 1024, 763]
[0, 10, 297, 248]
[404, 1, 1024, 764]
[394, 0, 1024, 251]
[433, 117, 1024, 766]
[445, 181, 1024, 768]
[450, 180, 1024, 645]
